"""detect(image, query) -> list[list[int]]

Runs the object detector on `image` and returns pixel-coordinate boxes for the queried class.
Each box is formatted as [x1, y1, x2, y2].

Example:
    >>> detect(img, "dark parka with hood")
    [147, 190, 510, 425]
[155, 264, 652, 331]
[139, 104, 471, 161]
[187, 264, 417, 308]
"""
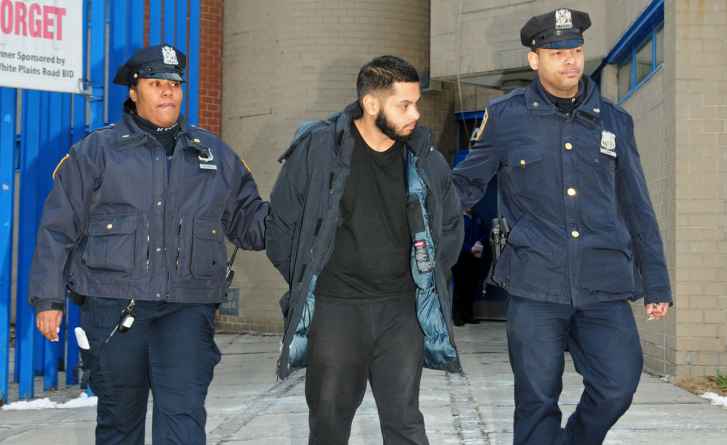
[266, 102, 465, 379]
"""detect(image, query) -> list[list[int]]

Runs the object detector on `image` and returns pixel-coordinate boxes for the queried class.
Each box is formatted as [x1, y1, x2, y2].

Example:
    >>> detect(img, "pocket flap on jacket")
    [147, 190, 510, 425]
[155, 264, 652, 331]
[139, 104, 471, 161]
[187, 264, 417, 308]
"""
[194, 218, 224, 241]
[87, 215, 137, 236]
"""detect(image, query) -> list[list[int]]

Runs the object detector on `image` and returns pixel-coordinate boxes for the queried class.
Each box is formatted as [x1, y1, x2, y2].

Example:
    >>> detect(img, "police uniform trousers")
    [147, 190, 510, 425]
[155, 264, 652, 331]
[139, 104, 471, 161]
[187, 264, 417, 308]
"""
[506, 294, 643, 445]
[305, 295, 429, 445]
[80, 297, 221, 445]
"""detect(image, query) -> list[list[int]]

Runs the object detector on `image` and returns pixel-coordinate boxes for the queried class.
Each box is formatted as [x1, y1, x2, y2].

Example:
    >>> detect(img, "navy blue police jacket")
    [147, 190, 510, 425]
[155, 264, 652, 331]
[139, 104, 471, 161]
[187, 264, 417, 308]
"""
[453, 77, 672, 307]
[29, 112, 268, 311]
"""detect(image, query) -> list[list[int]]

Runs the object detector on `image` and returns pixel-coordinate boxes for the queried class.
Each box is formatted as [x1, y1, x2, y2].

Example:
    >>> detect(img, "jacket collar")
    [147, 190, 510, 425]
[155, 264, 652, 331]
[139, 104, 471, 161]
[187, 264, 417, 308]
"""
[524, 75, 603, 126]
[335, 101, 433, 157]
[119, 110, 190, 136]
[117, 111, 209, 155]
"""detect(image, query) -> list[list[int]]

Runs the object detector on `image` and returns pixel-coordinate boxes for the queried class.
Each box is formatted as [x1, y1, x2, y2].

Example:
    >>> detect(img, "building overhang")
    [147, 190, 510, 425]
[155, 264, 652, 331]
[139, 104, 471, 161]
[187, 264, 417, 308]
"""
[592, 0, 664, 81]
[441, 58, 603, 92]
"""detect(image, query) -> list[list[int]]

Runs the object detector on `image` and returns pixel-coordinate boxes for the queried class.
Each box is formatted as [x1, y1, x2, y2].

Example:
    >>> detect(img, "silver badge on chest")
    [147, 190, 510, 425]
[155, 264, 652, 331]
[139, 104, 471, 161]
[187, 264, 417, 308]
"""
[555, 9, 573, 30]
[600, 130, 617, 158]
[198, 147, 218, 170]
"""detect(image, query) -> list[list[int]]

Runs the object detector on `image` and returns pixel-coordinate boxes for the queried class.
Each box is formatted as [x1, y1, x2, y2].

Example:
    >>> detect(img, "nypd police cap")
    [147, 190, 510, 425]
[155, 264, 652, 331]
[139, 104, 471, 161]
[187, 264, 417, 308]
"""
[113, 44, 187, 86]
[520, 8, 591, 50]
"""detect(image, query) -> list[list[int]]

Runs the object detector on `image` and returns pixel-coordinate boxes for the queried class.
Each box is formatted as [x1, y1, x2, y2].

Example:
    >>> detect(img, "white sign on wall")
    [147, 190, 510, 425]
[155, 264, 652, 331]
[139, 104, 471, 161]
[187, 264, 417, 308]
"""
[0, 0, 83, 94]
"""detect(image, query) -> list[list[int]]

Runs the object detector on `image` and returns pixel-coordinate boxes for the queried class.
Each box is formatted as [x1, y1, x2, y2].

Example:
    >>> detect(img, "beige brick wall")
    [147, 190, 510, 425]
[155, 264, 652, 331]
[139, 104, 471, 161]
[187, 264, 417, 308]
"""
[219, 0, 458, 332]
[218, 2, 727, 377]
[432, 0, 727, 377]
[579, 0, 727, 378]
[604, 0, 656, 48]
[431, 0, 609, 80]
[608, 63, 678, 375]
[418, 82, 459, 160]
[671, 0, 727, 377]
[419, 81, 502, 161]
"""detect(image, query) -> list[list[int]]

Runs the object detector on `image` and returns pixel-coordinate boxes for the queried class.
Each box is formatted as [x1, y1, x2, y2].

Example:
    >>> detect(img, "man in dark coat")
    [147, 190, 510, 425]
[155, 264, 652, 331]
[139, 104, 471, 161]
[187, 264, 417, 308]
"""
[266, 55, 464, 445]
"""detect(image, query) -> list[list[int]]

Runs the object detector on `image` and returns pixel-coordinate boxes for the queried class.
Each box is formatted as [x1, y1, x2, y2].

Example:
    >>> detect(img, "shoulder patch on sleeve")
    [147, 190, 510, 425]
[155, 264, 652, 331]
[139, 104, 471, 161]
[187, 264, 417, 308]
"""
[52, 154, 71, 179]
[471, 108, 489, 143]
[240, 158, 252, 173]
[471, 88, 524, 142]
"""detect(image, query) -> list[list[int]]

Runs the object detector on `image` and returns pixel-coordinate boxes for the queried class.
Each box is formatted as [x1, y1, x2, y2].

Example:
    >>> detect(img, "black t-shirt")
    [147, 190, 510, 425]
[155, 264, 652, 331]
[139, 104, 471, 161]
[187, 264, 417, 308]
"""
[316, 124, 416, 300]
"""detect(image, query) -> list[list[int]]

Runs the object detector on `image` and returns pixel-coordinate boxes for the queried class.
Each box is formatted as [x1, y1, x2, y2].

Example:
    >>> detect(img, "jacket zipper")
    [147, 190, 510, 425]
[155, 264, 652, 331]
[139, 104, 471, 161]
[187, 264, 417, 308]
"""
[176, 218, 183, 272]
[145, 219, 150, 273]
[146, 236, 150, 272]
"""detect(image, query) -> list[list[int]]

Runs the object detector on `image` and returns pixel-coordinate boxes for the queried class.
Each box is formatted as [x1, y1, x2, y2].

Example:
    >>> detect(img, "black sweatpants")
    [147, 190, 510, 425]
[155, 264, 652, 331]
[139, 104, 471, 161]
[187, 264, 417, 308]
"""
[305, 296, 429, 445]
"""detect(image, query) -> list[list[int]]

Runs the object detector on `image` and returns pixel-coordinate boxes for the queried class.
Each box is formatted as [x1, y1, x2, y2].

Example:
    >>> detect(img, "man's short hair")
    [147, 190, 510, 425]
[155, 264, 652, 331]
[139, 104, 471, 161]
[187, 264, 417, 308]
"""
[356, 55, 420, 100]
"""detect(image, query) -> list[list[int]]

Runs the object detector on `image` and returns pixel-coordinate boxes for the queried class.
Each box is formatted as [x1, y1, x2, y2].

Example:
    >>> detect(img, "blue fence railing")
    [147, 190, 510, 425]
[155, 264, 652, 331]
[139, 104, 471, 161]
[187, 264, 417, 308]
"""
[0, 0, 201, 403]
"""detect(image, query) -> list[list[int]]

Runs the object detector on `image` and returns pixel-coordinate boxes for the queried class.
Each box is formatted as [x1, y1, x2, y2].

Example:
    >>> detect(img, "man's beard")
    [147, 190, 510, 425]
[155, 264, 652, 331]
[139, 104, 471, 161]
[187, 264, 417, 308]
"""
[375, 111, 414, 143]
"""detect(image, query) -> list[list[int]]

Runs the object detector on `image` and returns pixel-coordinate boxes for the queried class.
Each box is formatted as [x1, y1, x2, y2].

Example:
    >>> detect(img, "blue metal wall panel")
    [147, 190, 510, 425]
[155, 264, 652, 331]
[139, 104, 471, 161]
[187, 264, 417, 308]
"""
[0, 88, 16, 403]
[31, 93, 49, 378]
[176, 0, 189, 119]
[2, 0, 201, 402]
[130, 0, 145, 49]
[164, 0, 176, 44]
[188, 0, 201, 126]
[89, 0, 106, 131]
[176, 0, 188, 55]
[109, 0, 131, 123]
[74, 1, 89, 141]
[150, 0, 163, 45]
[16, 90, 41, 399]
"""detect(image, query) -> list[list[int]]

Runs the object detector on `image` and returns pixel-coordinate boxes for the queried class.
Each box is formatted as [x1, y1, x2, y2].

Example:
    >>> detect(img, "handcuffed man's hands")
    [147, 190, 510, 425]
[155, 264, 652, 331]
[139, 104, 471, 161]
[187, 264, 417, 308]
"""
[645, 303, 669, 321]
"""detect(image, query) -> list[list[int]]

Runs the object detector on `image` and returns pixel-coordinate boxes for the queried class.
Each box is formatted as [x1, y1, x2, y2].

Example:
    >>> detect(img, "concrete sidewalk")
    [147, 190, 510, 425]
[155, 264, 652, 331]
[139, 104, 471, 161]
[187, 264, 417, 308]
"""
[1, 322, 726, 444]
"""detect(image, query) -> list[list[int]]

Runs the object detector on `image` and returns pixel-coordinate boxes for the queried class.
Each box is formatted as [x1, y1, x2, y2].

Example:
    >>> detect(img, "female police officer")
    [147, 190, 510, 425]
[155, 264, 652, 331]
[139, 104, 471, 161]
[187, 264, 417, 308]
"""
[30, 44, 268, 444]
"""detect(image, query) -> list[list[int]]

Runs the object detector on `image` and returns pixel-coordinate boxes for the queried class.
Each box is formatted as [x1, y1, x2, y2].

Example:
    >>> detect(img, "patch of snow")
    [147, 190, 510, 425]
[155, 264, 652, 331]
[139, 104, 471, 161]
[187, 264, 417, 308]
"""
[1, 398, 57, 410]
[1, 393, 98, 411]
[58, 393, 98, 409]
[701, 392, 727, 408]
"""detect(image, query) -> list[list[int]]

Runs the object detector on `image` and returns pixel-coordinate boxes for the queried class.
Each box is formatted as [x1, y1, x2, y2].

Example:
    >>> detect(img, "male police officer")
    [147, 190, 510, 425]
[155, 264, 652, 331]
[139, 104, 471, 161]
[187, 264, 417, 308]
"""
[31, 44, 268, 444]
[453, 9, 672, 445]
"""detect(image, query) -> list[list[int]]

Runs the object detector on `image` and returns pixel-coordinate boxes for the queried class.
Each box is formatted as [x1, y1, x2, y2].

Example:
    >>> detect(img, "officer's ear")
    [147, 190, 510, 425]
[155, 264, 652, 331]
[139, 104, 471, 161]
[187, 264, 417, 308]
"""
[360, 93, 381, 118]
[527, 50, 540, 71]
[129, 86, 138, 103]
